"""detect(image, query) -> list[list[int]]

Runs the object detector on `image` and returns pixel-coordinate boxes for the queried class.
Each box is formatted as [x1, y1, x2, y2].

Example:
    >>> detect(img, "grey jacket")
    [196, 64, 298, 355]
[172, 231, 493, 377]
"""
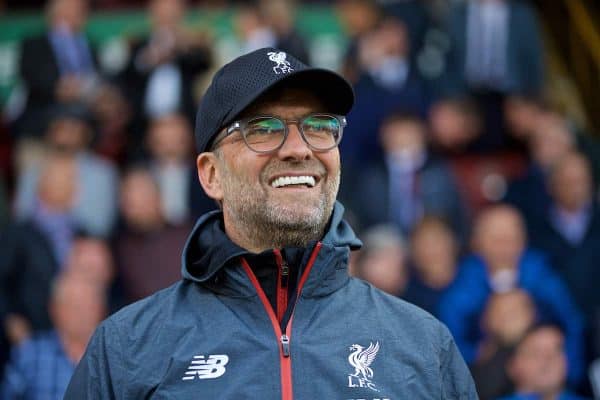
[64, 202, 478, 399]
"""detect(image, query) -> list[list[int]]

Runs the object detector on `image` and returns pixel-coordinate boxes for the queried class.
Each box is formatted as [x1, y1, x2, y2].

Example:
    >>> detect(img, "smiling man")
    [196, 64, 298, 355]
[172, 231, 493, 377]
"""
[64, 48, 477, 399]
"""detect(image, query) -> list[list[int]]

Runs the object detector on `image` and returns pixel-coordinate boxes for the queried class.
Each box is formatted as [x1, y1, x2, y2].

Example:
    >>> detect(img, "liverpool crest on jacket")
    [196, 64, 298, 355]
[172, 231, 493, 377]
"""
[347, 341, 380, 392]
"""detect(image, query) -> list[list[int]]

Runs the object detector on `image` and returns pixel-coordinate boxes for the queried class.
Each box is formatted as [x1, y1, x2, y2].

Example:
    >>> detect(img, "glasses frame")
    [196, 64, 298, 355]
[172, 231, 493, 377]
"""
[211, 113, 347, 154]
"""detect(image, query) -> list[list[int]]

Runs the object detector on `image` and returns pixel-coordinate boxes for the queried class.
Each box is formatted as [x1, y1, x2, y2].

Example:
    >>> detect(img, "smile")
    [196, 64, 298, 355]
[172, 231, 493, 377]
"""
[270, 175, 317, 188]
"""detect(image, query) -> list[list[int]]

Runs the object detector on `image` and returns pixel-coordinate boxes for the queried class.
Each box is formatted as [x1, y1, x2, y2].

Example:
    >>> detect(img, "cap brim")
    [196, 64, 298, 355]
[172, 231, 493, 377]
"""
[222, 68, 354, 131]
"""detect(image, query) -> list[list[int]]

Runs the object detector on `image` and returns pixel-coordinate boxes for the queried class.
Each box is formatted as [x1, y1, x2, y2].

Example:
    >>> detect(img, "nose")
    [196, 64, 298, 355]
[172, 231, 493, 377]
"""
[276, 123, 312, 161]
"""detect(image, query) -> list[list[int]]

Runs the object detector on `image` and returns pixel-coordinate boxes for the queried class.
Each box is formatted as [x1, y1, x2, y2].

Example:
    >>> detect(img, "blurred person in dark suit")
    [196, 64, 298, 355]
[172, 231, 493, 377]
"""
[14, 0, 98, 139]
[444, 0, 544, 96]
[504, 108, 577, 222]
[114, 167, 191, 303]
[14, 104, 118, 237]
[429, 95, 529, 215]
[403, 216, 459, 317]
[145, 113, 195, 226]
[501, 325, 589, 400]
[472, 289, 536, 400]
[121, 0, 211, 152]
[2, 274, 107, 400]
[342, 111, 467, 239]
[443, 0, 544, 149]
[503, 94, 544, 153]
[340, 17, 430, 166]
[439, 205, 586, 386]
[527, 152, 600, 336]
[0, 154, 79, 371]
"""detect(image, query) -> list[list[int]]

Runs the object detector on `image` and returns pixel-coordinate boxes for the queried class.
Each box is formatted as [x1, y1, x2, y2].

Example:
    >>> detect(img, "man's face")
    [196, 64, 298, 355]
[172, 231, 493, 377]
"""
[509, 327, 567, 395]
[474, 206, 525, 272]
[483, 290, 535, 345]
[380, 120, 425, 160]
[550, 154, 592, 212]
[51, 0, 89, 32]
[209, 88, 341, 250]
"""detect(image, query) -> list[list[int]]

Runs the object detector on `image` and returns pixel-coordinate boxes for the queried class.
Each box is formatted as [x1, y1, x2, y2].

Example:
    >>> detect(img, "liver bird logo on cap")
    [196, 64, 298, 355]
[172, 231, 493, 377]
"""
[268, 51, 294, 75]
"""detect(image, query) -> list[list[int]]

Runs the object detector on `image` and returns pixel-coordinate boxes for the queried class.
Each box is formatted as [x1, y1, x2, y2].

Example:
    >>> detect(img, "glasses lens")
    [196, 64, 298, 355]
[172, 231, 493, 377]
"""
[301, 115, 341, 150]
[244, 117, 286, 152]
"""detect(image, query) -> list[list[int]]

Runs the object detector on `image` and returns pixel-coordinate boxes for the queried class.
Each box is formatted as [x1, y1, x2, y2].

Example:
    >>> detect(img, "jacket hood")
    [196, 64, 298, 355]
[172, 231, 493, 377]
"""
[181, 201, 362, 283]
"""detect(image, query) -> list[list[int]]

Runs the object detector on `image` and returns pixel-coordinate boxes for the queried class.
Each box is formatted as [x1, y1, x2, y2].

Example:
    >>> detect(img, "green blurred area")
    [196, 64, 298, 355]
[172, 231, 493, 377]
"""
[0, 5, 348, 106]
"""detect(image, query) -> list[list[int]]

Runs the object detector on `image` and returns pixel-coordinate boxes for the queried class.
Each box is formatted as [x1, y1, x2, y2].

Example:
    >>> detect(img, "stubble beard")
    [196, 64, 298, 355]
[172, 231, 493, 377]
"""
[219, 158, 339, 250]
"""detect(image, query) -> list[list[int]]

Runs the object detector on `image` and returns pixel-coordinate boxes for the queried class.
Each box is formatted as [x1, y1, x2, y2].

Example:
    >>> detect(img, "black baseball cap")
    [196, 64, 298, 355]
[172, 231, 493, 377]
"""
[194, 47, 354, 154]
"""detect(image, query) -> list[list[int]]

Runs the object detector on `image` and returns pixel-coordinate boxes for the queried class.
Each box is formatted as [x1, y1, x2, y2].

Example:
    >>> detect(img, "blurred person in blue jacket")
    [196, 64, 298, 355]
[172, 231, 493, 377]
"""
[2, 274, 107, 400]
[439, 205, 585, 385]
[501, 325, 590, 400]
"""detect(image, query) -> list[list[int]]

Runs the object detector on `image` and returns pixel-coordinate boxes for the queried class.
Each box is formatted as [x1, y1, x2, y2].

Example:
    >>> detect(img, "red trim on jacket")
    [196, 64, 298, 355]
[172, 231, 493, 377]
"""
[240, 242, 322, 400]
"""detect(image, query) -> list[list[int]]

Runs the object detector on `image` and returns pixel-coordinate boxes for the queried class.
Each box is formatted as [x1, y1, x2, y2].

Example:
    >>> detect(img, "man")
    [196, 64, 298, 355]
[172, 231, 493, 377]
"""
[65, 48, 476, 399]
[439, 205, 585, 386]
[121, 0, 211, 149]
[501, 325, 588, 400]
[14, 104, 119, 237]
[115, 167, 191, 303]
[1, 154, 79, 356]
[2, 274, 107, 399]
[145, 113, 195, 225]
[16, 0, 97, 138]
[527, 152, 600, 355]
[342, 111, 467, 238]
[351, 224, 408, 296]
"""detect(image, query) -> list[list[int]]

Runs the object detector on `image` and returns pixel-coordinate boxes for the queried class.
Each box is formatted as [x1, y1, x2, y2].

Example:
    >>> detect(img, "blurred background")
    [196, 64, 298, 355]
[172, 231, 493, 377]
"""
[0, 0, 599, 399]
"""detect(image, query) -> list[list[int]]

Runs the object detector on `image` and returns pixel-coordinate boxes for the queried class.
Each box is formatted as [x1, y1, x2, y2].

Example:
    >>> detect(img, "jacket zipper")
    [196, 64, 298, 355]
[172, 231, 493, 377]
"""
[274, 249, 289, 324]
[241, 242, 323, 400]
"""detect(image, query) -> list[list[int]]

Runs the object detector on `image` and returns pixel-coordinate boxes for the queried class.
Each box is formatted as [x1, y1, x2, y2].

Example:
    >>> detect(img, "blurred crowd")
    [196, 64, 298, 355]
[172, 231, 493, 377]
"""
[0, 0, 598, 399]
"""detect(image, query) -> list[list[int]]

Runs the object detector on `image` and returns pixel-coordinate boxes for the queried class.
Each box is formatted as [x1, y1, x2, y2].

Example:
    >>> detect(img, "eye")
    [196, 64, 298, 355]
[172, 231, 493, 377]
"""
[302, 115, 340, 135]
[246, 118, 285, 137]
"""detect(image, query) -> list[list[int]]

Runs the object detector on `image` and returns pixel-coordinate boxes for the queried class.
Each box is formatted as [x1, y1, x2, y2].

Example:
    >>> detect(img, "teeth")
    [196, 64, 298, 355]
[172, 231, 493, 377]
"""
[271, 175, 316, 188]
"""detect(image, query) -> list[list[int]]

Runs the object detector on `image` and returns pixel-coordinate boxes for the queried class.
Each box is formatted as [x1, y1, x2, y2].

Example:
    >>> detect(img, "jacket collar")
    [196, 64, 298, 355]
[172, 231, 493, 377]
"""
[181, 201, 362, 297]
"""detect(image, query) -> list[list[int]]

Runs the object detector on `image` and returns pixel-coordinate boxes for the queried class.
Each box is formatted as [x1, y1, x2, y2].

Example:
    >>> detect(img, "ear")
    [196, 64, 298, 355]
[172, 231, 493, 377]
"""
[196, 152, 224, 202]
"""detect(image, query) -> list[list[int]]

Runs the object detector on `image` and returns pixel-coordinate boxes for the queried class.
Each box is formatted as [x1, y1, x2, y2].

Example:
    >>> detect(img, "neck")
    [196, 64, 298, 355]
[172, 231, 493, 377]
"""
[58, 331, 90, 363]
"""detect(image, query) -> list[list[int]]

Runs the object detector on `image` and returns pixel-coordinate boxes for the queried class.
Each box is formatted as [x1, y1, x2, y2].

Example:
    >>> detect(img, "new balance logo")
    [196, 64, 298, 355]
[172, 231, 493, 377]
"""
[182, 355, 229, 381]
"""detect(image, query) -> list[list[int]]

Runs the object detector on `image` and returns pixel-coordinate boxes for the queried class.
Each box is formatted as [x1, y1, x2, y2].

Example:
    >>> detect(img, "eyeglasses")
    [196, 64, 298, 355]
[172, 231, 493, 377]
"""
[211, 113, 347, 153]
